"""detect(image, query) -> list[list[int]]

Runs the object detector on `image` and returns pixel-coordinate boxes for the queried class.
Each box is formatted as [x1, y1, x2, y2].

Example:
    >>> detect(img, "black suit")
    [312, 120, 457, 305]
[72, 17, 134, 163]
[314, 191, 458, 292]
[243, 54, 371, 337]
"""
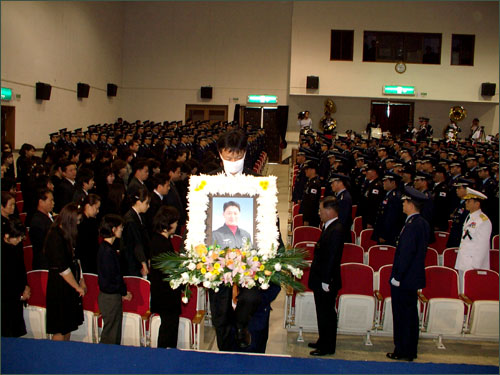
[308, 218, 344, 354]
[120, 209, 150, 276]
[54, 179, 76, 213]
[149, 233, 181, 348]
[145, 192, 164, 237]
[29, 211, 53, 270]
[390, 213, 429, 359]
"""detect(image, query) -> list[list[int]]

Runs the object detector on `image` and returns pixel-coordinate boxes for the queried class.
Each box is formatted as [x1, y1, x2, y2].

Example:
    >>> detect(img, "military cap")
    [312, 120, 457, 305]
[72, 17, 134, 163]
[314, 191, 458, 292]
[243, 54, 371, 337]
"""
[382, 171, 401, 182]
[463, 188, 487, 200]
[402, 186, 428, 202]
[414, 171, 432, 180]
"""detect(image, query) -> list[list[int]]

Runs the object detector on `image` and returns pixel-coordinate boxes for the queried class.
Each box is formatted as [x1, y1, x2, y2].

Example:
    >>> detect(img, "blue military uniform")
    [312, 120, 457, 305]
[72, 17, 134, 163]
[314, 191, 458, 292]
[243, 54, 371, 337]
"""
[389, 187, 430, 361]
[372, 188, 404, 246]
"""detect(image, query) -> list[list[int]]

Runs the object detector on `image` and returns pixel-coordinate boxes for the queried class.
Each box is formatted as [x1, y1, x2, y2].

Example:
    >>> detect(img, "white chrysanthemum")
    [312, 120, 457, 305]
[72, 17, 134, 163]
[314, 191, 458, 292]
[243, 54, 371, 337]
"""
[203, 280, 211, 288]
[181, 296, 188, 304]
[181, 272, 189, 281]
[187, 263, 196, 271]
[261, 282, 269, 290]
[274, 263, 282, 272]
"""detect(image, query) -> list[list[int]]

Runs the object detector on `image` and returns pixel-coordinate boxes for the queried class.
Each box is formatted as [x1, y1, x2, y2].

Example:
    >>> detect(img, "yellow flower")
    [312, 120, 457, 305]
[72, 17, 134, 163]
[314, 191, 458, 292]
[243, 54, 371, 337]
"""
[201, 256, 207, 262]
[200, 268, 207, 274]
[260, 180, 269, 190]
[214, 269, 220, 275]
[244, 272, 250, 276]
[214, 263, 221, 270]
[219, 250, 225, 255]
[254, 275, 259, 280]
[195, 244, 208, 257]
[253, 256, 259, 262]
[259, 265, 265, 271]
[264, 270, 272, 276]
[241, 265, 246, 270]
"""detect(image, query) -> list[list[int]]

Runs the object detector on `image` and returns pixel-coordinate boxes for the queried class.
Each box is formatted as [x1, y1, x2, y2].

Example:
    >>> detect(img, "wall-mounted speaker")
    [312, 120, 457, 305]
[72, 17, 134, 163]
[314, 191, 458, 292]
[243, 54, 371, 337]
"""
[306, 76, 319, 90]
[77, 83, 90, 98]
[201, 86, 213, 99]
[36, 82, 52, 100]
[107, 83, 117, 97]
[481, 82, 496, 96]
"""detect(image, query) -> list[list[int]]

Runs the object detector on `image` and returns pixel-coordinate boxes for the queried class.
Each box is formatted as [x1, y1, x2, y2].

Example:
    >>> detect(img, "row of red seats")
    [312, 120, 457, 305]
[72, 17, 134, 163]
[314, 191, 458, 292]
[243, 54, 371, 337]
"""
[24, 270, 204, 348]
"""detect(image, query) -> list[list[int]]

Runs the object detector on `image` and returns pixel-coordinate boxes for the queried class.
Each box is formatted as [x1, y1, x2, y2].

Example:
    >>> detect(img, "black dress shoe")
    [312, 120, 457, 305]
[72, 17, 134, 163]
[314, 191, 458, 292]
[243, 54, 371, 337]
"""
[386, 352, 414, 362]
[308, 342, 319, 349]
[236, 328, 251, 349]
[310, 349, 335, 356]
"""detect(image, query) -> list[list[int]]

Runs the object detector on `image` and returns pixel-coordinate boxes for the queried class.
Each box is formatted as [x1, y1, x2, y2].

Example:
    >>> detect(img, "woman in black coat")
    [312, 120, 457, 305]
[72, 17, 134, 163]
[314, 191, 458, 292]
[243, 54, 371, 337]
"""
[1, 218, 30, 337]
[44, 203, 85, 341]
[75, 194, 101, 274]
[150, 205, 182, 348]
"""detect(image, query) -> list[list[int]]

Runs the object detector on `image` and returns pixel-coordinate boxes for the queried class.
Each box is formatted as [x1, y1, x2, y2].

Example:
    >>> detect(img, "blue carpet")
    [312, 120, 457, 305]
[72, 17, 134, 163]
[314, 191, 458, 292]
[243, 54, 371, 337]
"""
[1, 337, 498, 374]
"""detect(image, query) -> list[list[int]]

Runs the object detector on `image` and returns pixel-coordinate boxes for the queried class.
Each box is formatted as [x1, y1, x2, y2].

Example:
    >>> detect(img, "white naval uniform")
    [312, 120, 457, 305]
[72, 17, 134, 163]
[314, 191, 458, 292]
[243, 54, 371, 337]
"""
[455, 209, 492, 272]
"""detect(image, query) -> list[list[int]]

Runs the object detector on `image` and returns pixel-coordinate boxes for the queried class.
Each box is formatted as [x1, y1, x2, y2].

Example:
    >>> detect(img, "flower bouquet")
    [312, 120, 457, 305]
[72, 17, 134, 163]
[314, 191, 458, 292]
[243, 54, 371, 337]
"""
[152, 241, 309, 302]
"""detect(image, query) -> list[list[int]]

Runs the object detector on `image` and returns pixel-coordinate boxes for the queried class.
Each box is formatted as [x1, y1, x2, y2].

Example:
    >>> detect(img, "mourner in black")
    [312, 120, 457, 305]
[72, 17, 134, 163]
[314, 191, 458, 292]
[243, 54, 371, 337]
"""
[308, 197, 344, 356]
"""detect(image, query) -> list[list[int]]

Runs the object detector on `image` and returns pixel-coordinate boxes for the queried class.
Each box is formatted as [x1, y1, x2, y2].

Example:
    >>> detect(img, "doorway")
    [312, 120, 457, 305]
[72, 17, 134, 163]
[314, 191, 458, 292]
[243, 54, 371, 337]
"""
[242, 106, 284, 163]
[185, 104, 228, 124]
[371, 101, 414, 136]
[1, 105, 15, 149]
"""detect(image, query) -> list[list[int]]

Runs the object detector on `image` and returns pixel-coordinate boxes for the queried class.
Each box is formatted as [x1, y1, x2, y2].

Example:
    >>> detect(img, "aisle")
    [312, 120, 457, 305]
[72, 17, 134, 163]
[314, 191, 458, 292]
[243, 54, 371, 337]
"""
[264, 163, 291, 355]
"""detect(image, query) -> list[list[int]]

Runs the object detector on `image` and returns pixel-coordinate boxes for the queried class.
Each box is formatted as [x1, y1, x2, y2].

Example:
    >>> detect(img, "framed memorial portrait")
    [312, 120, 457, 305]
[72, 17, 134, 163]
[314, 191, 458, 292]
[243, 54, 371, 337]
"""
[184, 174, 279, 259]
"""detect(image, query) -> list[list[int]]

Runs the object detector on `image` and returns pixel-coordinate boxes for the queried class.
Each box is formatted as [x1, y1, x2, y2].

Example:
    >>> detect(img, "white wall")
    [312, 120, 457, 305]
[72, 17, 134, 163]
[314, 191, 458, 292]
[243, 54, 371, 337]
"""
[1, 1, 124, 148]
[283, 1, 499, 156]
[119, 2, 293, 122]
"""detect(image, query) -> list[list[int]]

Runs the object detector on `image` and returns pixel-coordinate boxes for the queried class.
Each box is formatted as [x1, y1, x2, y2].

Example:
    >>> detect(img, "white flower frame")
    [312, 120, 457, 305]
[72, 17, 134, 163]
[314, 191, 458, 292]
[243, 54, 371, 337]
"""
[184, 173, 279, 259]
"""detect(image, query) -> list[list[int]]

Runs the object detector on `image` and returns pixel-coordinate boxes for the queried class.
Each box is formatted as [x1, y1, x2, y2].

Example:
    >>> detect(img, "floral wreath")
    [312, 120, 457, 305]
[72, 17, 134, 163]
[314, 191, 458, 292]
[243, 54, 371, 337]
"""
[153, 174, 309, 301]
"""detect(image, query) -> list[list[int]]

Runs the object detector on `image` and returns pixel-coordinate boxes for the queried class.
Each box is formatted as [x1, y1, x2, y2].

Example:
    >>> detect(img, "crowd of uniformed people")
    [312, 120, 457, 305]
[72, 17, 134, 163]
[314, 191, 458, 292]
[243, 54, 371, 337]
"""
[293, 121, 499, 248]
[1, 118, 267, 345]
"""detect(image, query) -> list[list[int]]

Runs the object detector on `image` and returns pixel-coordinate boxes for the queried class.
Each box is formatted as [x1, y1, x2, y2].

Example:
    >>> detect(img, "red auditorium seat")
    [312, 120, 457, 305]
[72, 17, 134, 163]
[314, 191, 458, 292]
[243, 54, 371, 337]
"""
[292, 226, 321, 247]
[23, 245, 33, 273]
[351, 205, 357, 220]
[460, 269, 499, 335]
[352, 216, 363, 241]
[425, 247, 439, 267]
[374, 264, 393, 330]
[171, 234, 183, 253]
[490, 250, 499, 273]
[367, 245, 396, 272]
[359, 228, 376, 252]
[295, 241, 316, 261]
[292, 214, 303, 230]
[341, 243, 364, 264]
[292, 203, 300, 218]
[492, 235, 499, 250]
[428, 231, 449, 255]
[442, 248, 459, 269]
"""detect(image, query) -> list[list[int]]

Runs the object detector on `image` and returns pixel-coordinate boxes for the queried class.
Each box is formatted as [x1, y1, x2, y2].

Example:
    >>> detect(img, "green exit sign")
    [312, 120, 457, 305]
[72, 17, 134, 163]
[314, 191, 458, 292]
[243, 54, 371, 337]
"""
[1, 87, 13, 101]
[247, 95, 278, 104]
[383, 85, 415, 96]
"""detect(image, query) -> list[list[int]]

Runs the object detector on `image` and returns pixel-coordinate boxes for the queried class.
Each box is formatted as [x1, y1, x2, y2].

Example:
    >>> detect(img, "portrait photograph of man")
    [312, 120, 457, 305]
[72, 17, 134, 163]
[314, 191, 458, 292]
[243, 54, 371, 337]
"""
[211, 197, 254, 249]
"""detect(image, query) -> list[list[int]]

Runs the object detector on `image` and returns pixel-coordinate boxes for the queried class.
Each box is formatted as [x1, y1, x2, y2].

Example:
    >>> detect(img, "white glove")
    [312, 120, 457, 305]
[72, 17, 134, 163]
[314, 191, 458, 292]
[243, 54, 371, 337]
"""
[321, 282, 330, 292]
[390, 277, 400, 287]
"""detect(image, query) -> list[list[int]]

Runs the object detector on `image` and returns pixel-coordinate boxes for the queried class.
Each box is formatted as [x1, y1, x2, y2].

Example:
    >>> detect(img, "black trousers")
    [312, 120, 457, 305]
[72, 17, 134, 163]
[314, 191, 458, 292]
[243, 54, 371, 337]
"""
[313, 288, 338, 353]
[98, 292, 123, 345]
[157, 312, 179, 348]
[209, 286, 261, 351]
[391, 287, 419, 357]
